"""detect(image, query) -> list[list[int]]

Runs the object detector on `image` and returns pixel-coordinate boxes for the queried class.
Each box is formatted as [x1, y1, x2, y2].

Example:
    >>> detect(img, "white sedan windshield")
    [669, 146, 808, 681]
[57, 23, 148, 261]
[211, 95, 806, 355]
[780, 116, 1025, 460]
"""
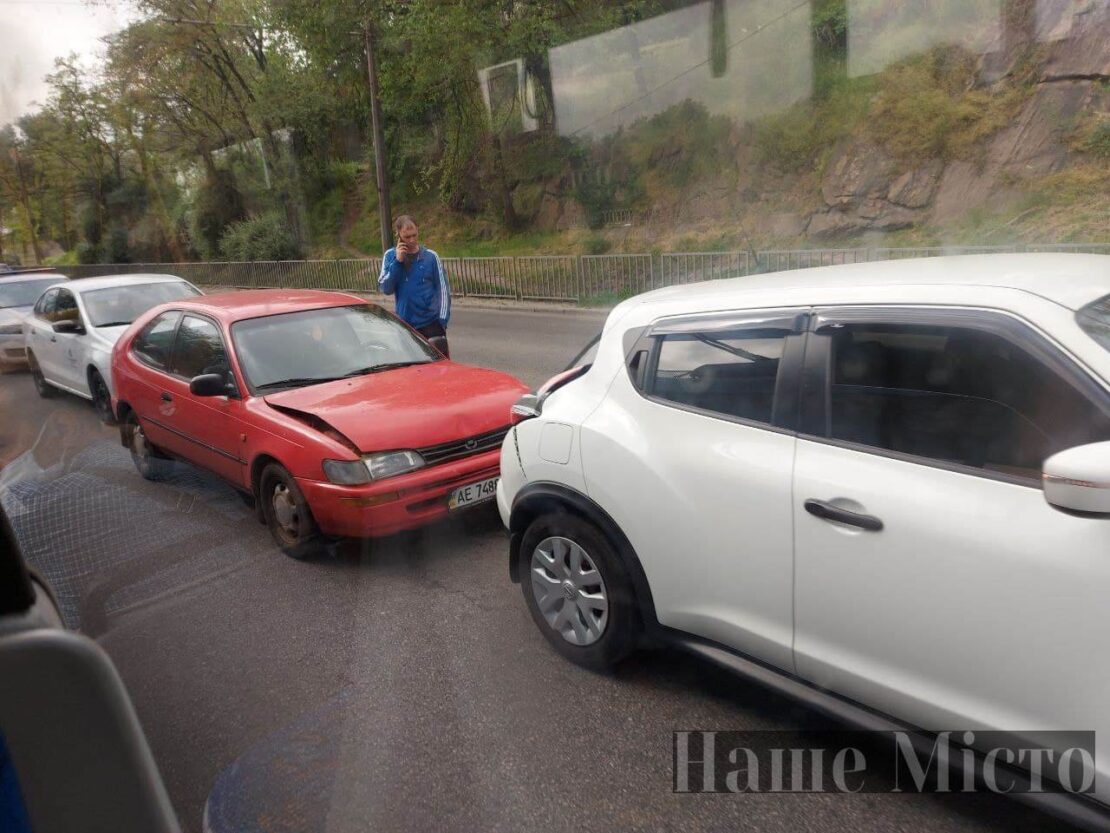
[83, 282, 200, 327]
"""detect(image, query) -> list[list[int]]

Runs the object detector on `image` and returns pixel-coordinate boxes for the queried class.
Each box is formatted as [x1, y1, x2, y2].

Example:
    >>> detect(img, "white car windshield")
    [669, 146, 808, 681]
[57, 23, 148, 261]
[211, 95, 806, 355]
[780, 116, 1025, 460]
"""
[0, 279, 57, 309]
[232, 304, 442, 391]
[82, 282, 200, 327]
[1078, 296, 1110, 354]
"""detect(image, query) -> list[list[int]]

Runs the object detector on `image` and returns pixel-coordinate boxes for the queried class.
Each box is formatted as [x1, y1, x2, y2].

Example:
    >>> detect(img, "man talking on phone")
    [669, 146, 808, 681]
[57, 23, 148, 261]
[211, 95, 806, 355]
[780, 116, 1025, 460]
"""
[378, 214, 452, 357]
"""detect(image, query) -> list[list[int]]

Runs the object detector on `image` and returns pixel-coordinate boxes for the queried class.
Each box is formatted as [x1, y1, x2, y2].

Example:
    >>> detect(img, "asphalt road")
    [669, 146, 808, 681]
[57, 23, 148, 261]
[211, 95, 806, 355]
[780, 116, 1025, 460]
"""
[0, 306, 1072, 833]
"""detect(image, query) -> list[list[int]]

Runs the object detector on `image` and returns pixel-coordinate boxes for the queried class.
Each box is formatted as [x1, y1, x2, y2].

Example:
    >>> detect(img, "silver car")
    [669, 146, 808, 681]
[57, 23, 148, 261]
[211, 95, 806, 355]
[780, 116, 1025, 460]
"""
[0, 273, 68, 371]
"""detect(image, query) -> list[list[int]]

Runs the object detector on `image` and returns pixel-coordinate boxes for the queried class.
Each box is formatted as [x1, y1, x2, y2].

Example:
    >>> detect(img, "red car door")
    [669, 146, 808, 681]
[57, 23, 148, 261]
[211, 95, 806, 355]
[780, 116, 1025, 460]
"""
[162, 314, 249, 487]
[127, 310, 185, 454]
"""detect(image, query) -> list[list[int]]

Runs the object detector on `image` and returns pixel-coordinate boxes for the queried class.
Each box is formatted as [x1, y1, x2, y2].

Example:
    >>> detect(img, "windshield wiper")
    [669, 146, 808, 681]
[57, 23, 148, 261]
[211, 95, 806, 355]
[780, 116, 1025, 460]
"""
[340, 360, 434, 377]
[94, 321, 133, 328]
[255, 376, 346, 391]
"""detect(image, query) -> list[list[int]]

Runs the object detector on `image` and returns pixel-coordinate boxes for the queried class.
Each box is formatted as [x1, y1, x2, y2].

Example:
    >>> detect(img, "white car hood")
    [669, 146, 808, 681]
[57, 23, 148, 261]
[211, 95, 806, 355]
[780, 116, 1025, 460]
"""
[0, 305, 32, 327]
[92, 324, 130, 346]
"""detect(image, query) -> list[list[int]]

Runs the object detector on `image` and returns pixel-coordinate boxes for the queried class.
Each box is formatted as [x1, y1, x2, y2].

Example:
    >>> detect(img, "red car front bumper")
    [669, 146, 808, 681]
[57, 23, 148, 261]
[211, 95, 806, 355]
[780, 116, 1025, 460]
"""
[296, 449, 501, 538]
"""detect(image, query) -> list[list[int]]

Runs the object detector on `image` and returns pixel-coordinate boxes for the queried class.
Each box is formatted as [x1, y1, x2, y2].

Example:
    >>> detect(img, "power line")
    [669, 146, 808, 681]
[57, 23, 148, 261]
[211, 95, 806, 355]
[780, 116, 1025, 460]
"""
[570, 0, 813, 137]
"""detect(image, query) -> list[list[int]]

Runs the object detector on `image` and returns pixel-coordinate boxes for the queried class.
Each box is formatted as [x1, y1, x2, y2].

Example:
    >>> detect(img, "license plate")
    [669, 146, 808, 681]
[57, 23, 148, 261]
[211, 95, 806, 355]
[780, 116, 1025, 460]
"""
[448, 477, 499, 511]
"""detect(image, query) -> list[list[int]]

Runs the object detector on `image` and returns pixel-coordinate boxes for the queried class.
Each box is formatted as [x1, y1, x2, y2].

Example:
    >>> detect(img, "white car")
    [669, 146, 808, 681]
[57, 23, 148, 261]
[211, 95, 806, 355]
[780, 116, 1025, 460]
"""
[498, 253, 1110, 816]
[23, 274, 201, 422]
[0, 273, 68, 371]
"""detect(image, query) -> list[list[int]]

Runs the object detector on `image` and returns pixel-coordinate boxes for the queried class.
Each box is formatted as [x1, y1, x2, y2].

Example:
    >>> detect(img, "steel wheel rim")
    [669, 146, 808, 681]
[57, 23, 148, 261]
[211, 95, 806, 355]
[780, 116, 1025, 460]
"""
[131, 421, 150, 460]
[530, 536, 609, 646]
[271, 482, 300, 539]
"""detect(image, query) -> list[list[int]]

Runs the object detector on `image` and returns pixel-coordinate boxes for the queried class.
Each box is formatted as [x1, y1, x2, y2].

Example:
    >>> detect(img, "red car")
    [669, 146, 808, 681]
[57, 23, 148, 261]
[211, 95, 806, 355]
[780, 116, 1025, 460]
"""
[111, 289, 528, 558]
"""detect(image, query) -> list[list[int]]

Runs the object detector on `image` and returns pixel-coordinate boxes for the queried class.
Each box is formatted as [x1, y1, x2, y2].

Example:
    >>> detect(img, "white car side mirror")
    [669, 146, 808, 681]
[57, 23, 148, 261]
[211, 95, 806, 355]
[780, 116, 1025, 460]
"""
[1043, 440, 1110, 517]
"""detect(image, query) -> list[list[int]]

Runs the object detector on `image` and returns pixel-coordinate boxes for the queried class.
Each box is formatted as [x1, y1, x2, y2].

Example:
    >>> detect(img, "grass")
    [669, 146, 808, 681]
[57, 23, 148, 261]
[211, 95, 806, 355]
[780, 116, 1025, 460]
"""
[751, 64, 875, 174]
[869, 48, 1031, 161]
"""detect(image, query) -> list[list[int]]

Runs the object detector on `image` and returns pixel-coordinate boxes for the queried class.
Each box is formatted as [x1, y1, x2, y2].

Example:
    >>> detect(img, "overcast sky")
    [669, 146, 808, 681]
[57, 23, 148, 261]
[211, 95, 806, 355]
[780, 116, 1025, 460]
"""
[0, 0, 138, 128]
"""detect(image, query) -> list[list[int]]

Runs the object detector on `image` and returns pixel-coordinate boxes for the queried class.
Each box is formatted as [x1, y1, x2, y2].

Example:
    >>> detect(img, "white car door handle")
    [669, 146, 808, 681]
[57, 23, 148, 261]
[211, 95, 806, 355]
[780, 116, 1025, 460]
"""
[804, 499, 884, 532]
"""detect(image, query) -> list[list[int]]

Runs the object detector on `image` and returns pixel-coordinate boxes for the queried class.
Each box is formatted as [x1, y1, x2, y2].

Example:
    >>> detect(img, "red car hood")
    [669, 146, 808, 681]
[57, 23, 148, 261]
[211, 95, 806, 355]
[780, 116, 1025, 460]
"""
[262, 361, 529, 452]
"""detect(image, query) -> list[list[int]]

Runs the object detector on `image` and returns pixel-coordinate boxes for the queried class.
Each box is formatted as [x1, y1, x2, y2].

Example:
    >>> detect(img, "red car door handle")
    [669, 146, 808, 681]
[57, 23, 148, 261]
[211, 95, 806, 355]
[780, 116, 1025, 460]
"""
[160, 392, 173, 402]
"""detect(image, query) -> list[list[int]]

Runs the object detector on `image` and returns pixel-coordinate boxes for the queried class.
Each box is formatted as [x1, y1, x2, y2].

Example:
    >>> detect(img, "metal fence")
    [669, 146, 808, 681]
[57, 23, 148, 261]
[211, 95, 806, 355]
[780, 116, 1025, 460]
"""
[54, 242, 1109, 304]
[660, 251, 751, 287]
[580, 254, 654, 298]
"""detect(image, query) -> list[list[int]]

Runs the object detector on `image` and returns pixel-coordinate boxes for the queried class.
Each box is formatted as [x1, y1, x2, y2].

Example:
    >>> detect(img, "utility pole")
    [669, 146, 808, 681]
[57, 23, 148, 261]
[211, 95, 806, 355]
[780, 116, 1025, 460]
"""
[363, 20, 393, 254]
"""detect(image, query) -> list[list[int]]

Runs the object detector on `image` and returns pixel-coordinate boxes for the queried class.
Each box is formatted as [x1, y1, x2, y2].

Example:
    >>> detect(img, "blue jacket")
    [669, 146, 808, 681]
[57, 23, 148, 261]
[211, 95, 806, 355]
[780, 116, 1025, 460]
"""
[377, 246, 451, 329]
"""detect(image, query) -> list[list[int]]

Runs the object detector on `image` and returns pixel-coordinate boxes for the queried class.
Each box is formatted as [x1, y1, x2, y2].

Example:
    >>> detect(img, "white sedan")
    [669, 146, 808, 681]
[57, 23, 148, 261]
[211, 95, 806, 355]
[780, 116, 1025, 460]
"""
[499, 253, 1110, 821]
[23, 274, 201, 422]
[0, 272, 68, 370]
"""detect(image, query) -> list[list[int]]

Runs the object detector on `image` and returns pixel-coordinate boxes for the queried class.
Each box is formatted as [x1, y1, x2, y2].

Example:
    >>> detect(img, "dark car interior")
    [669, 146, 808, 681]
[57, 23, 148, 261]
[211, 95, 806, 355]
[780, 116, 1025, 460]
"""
[649, 329, 787, 425]
[828, 325, 1110, 479]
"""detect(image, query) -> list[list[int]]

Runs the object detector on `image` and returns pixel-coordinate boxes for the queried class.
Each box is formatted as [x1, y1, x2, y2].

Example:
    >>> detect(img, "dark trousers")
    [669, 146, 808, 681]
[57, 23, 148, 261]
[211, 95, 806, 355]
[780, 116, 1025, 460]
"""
[416, 322, 449, 358]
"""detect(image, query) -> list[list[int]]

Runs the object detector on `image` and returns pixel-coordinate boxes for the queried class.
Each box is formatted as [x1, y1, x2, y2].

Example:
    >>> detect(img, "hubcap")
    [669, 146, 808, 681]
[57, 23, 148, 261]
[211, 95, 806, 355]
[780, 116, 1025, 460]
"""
[530, 536, 609, 646]
[272, 483, 299, 536]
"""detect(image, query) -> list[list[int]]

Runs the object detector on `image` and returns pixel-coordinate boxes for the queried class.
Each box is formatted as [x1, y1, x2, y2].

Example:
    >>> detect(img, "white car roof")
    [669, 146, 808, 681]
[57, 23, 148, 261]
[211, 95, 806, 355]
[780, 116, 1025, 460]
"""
[0, 272, 68, 284]
[51, 273, 190, 294]
[617, 254, 1110, 324]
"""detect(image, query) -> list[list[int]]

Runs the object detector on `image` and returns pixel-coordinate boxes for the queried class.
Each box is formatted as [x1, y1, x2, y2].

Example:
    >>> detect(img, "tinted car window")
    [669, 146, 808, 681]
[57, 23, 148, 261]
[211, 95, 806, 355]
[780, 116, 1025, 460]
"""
[171, 316, 229, 381]
[133, 311, 182, 371]
[35, 289, 58, 319]
[1078, 295, 1110, 353]
[826, 322, 1110, 481]
[53, 290, 79, 324]
[648, 326, 790, 425]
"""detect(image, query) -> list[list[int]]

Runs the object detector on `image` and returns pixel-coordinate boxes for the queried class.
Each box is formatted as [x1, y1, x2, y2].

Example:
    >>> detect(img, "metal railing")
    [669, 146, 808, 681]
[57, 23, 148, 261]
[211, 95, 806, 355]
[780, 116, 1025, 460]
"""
[756, 247, 871, 273]
[55, 242, 1108, 304]
[580, 254, 654, 298]
[660, 251, 750, 287]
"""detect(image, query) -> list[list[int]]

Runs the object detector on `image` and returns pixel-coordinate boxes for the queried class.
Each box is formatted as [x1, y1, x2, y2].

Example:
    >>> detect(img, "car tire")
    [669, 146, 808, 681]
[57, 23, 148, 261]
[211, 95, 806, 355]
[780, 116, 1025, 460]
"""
[90, 369, 115, 424]
[125, 411, 173, 481]
[259, 463, 324, 560]
[28, 353, 55, 399]
[519, 512, 638, 671]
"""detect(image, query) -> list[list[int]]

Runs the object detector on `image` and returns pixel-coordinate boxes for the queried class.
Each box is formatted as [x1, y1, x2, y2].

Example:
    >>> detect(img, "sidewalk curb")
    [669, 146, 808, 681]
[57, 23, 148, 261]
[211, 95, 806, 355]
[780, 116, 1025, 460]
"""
[449, 298, 613, 316]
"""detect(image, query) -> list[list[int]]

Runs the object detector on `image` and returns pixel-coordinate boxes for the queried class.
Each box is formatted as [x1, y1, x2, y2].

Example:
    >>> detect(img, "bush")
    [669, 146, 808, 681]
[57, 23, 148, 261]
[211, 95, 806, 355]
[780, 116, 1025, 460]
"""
[219, 212, 303, 262]
[1082, 120, 1110, 160]
[752, 74, 872, 172]
[76, 241, 101, 264]
[583, 236, 611, 255]
[869, 48, 1028, 160]
[106, 226, 131, 263]
[623, 100, 733, 190]
[190, 169, 246, 260]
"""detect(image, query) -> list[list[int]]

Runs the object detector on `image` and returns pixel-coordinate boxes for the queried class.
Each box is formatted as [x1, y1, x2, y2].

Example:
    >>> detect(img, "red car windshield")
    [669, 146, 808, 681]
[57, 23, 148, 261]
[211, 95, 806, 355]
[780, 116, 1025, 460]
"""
[231, 303, 442, 391]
